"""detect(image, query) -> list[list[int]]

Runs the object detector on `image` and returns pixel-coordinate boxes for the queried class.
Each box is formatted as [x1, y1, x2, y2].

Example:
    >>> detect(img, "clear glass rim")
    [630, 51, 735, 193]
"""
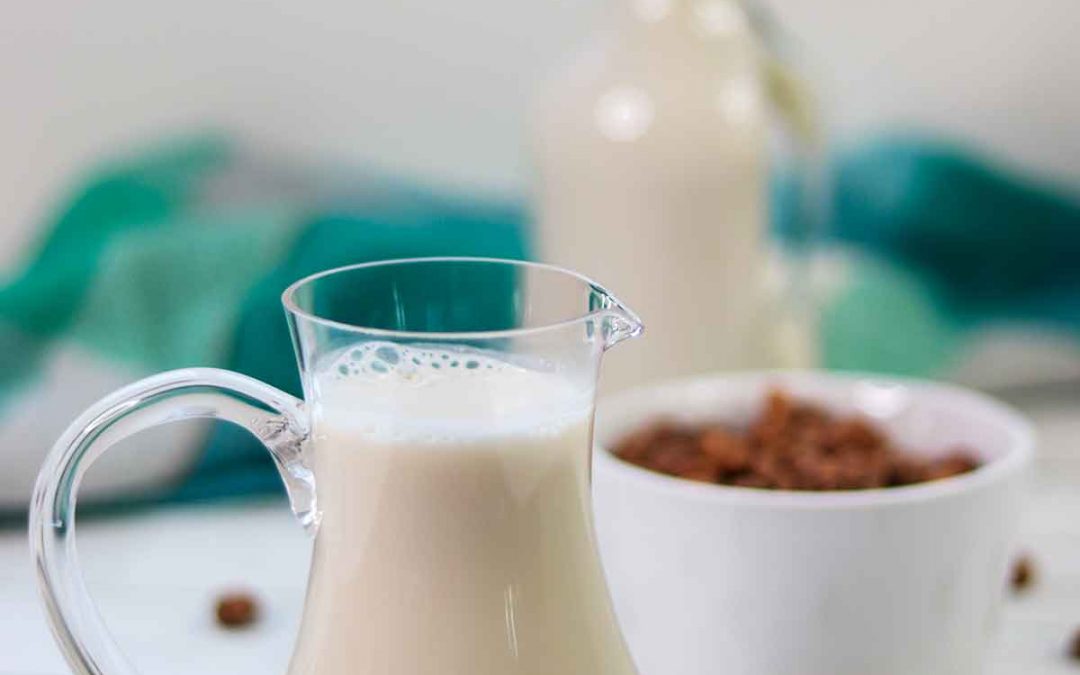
[281, 256, 640, 340]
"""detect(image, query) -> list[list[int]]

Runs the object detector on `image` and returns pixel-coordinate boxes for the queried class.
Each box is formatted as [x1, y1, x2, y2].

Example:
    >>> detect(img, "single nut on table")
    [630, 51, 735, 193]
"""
[1010, 554, 1036, 593]
[215, 592, 259, 629]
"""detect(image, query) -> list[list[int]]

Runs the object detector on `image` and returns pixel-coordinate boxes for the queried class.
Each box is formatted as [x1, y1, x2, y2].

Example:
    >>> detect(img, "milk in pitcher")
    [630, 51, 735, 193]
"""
[287, 343, 635, 675]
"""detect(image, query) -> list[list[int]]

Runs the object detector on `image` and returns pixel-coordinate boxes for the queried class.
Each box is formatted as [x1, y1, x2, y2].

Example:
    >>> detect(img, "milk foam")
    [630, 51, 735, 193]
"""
[315, 342, 592, 442]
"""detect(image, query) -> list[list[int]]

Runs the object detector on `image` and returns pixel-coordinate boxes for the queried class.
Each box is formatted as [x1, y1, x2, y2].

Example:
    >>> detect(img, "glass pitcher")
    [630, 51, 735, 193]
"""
[30, 258, 643, 675]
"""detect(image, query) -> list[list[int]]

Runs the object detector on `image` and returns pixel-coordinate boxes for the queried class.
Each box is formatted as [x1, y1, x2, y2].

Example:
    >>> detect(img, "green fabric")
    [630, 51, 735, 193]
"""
[0, 137, 231, 397]
[830, 136, 1080, 328]
[6, 131, 1080, 509]
[0, 324, 41, 408]
[0, 135, 528, 508]
[820, 255, 961, 376]
[71, 209, 299, 370]
[775, 135, 1080, 376]
[0, 137, 229, 338]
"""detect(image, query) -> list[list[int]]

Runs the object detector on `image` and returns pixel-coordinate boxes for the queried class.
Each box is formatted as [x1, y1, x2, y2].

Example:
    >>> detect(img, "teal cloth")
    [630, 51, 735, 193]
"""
[176, 212, 529, 502]
[5, 133, 1079, 509]
[0, 135, 527, 508]
[777, 135, 1080, 375]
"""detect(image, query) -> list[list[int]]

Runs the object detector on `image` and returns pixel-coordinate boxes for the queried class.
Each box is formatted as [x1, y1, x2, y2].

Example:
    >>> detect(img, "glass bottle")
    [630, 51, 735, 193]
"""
[535, 0, 821, 391]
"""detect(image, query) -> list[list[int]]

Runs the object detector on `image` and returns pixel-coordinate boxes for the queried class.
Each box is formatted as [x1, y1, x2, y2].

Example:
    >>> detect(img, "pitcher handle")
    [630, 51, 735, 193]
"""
[28, 368, 317, 675]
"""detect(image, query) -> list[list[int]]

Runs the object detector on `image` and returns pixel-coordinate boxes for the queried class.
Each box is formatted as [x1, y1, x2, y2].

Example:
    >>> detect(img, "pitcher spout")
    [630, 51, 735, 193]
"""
[593, 291, 644, 351]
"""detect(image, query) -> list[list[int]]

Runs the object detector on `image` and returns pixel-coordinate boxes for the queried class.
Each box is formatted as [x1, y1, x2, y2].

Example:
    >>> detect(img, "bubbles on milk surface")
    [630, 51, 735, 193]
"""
[320, 342, 592, 440]
[329, 342, 502, 385]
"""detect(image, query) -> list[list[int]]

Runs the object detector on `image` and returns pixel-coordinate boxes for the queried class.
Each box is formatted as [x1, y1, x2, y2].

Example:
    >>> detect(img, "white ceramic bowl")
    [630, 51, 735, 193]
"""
[592, 371, 1034, 675]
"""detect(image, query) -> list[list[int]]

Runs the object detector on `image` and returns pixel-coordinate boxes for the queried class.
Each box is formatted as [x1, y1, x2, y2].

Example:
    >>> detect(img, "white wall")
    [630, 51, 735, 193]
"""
[766, 0, 1080, 185]
[0, 0, 600, 266]
[2, 0, 1078, 269]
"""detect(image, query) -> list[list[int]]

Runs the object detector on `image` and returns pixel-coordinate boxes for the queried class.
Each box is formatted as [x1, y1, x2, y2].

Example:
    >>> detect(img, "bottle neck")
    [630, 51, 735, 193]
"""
[615, 0, 749, 31]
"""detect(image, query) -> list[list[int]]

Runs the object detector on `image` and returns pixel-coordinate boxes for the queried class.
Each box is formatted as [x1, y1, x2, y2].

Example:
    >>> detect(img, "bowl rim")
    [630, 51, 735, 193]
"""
[593, 370, 1035, 510]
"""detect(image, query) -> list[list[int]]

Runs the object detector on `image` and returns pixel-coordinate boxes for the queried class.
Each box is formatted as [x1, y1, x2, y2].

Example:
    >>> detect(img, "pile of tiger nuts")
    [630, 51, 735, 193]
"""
[612, 389, 980, 491]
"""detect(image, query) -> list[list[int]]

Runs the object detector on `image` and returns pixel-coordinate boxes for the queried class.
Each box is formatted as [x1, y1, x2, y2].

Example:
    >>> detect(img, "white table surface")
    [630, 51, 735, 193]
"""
[1, 393, 1078, 674]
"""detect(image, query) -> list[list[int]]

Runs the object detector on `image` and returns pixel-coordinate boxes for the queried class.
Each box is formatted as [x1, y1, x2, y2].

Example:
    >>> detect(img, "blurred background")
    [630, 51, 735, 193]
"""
[2, 0, 1079, 672]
